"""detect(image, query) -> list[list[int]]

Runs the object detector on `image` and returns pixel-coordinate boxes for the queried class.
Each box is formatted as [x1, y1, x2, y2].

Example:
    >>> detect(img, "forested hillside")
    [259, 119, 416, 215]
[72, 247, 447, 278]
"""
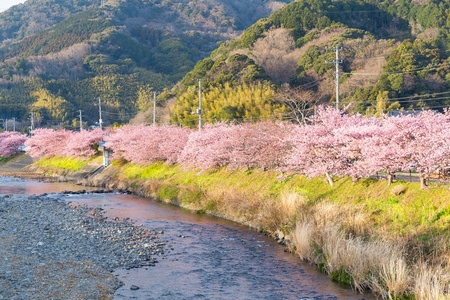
[0, 0, 292, 129]
[170, 0, 450, 125]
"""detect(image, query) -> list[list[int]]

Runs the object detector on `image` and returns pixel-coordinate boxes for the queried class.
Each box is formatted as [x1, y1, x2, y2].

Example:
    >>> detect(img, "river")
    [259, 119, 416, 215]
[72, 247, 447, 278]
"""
[0, 176, 373, 300]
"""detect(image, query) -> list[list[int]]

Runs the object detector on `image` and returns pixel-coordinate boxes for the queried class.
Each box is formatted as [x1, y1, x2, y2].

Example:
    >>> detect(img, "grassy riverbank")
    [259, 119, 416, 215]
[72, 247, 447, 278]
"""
[35, 156, 98, 171]
[29, 156, 450, 299]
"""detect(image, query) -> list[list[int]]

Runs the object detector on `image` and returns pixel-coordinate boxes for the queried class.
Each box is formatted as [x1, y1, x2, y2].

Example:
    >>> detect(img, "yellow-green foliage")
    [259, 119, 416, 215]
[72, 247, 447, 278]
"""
[36, 158, 450, 298]
[31, 88, 70, 121]
[35, 156, 92, 171]
[170, 83, 289, 125]
[118, 162, 450, 239]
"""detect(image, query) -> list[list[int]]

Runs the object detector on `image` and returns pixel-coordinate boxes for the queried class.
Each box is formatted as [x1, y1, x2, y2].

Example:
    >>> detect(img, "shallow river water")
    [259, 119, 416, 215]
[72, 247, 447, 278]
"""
[0, 176, 373, 300]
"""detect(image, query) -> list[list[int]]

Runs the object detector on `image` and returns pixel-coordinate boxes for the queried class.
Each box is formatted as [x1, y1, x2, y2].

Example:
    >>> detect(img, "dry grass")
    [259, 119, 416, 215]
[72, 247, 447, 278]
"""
[33, 159, 450, 299]
[413, 262, 450, 300]
[391, 184, 406, 196]
[376, 256, 411, 298]
[287, 199, 413, 297]
[289, 199, 450, 299]
[279, 191, 308, 219]
[318, 227, 410, 296]
[290, 222, 314, 261]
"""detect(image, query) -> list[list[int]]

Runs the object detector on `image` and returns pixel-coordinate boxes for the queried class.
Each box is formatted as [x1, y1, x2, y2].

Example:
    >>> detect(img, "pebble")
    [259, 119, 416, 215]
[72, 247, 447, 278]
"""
[0, 194, 166, 299]
[130, 285, 140, 290]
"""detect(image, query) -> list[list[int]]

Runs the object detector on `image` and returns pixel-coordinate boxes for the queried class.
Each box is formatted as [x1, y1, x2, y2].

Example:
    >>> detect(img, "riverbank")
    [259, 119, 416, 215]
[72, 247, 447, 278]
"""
[0, 192, 165, 299]
[5, 154, 450, 299]
[0, 153, 45, 178]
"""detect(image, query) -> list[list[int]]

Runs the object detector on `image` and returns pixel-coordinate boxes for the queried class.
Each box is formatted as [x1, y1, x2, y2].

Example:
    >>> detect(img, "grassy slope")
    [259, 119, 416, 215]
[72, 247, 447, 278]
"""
[34, 155, 450, 247]
[34, 156, 450, 298]
[35, 156, 93, 171]
[119, 162, 450, 239]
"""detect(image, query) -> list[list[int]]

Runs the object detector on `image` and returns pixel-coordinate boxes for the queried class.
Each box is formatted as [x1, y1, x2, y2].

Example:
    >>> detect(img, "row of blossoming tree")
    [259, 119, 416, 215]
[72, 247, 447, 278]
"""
[0, 132, 28, 159]
[24, 107, 450, 189]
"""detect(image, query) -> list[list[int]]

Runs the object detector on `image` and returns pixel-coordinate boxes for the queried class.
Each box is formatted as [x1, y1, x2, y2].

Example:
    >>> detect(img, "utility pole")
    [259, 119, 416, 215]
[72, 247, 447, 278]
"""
[79, 110, 83, 131]
[98, 97, 103, 130]
[198, 79, 202, 130]
[5, 119, 7, 131]
[325, 46, 343, 110]
[100, 0, 104, 8]
[12, 117, 15, 132]
[30, 112, 34, 130]
[153, 91, 157, 125]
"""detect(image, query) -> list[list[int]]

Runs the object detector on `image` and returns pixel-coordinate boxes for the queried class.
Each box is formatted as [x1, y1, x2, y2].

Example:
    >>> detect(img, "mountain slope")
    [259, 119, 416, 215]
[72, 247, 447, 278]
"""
[0, 0, 292, 129]
[169, 0, 450, 124]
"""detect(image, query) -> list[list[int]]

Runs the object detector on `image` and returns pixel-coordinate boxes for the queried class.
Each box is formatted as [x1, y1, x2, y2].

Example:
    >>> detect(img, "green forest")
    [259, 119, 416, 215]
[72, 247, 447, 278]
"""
[171, 0, 450, 124]
[0, 0, 290, 129]
[2, 0, 450, 128]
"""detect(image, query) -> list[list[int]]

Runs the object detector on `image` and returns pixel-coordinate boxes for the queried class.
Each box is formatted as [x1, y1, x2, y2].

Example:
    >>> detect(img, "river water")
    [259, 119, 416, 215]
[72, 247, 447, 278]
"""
[0, 176, 372, 300]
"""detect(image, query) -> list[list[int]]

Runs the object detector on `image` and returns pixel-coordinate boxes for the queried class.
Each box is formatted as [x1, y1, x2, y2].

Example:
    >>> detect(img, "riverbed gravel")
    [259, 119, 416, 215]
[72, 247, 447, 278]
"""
[0, 193, 166, 299]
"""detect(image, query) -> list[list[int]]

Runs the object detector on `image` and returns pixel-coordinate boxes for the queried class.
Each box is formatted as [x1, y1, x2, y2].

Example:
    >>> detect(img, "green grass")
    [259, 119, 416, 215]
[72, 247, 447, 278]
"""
[31, 158, 450, 297]
[0, 156, 13, 163]
[33, 158, 450, 251]
[114, 162, 450, 238]
[35, 156, 93, 171]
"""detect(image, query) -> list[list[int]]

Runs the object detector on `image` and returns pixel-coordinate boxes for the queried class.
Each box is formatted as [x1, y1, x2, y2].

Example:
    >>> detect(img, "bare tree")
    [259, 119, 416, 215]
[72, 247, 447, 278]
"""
[275, 84, 320, 124]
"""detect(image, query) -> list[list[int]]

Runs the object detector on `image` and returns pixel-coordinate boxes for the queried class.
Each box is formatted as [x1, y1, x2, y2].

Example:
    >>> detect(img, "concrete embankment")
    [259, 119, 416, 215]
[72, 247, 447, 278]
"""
[0, 153, 43, 178]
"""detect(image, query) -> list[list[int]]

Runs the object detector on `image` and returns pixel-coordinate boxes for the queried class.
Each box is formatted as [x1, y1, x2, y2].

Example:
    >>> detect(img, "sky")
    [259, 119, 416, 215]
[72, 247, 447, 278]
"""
[0, 0, 27, 12]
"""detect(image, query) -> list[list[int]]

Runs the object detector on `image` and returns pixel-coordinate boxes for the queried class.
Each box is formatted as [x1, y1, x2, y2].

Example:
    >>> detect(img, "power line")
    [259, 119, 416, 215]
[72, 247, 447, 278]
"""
[342, 91, 450, 106]
[103, 111, 138, 116]
[344, 61, 449, 76]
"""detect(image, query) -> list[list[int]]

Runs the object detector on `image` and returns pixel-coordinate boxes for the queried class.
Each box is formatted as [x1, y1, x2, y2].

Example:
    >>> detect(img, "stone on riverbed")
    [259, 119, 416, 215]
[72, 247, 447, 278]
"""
[0, 195, 166, 299]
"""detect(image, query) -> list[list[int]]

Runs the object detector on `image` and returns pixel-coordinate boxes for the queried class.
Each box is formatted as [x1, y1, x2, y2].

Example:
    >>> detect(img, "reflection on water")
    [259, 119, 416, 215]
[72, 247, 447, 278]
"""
[0, 176, 373, 300]
[0, 176, 96, 195]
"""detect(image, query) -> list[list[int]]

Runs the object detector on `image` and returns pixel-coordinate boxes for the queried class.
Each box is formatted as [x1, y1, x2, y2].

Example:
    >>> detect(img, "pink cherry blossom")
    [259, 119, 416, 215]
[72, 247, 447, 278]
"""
[63, 128, 105, 157]
[0, 132, 27, 158]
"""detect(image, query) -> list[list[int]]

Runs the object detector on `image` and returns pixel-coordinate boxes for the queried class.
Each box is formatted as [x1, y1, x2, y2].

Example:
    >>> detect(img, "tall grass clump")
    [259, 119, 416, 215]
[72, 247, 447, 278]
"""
[290, 221, 314, 261]
[413, 262, 450, 300]
[288, 198, 414, 299]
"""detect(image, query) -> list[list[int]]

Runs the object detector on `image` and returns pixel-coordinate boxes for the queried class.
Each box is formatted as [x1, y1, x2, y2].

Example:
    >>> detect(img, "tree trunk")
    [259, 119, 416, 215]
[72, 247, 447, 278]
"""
[325, 172, 334, 186]
[387, 173, 394, 187]
[419, 172, 427, 190]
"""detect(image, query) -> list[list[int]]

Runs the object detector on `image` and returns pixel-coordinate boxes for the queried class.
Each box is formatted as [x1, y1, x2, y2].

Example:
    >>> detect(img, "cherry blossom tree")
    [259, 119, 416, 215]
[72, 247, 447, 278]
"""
[106, 125, 192, 165]
[0, 132, 28, 158]
[63, 128, 104, 157]
[285, 106, 355, 186]
[158, 126, 192, 164]
[178, 123, 235, 169]
[226, 122, 294, 170]
[25, 128, 72, 158]
[332, 114, 383, 180]
[21, 107, 450, 191]
[387, 110, 450, 189]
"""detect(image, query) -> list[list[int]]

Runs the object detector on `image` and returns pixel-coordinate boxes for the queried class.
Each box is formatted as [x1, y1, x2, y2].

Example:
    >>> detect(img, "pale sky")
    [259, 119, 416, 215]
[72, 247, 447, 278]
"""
[0, 0, 27, 12]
